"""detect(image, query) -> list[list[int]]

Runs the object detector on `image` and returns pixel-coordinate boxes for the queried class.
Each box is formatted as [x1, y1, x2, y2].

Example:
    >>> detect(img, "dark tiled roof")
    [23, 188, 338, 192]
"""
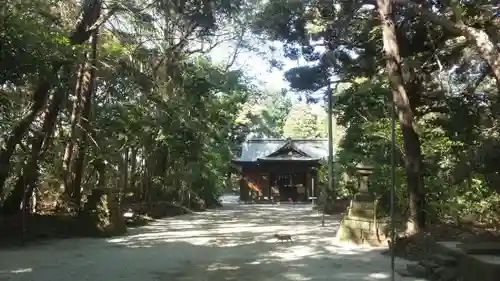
[236, 138, 331, 162]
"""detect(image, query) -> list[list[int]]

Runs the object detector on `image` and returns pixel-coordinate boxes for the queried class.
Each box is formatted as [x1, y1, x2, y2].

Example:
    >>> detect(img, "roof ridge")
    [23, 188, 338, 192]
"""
[246, 138, 328, 142]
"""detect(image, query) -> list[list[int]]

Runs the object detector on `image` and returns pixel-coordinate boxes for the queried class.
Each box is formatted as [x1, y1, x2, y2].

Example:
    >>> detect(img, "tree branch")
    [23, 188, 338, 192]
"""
[89, 6, 120, 31]
[392, 0, 462, 35]
[462, 65, 489, 95]
[393, 0, 500, 89]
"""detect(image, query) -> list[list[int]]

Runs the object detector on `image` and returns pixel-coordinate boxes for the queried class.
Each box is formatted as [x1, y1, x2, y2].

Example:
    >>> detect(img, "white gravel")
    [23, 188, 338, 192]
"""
[0, 200, 425, 281]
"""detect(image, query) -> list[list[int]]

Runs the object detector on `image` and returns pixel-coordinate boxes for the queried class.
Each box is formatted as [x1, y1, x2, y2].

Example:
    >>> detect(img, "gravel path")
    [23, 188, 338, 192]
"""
[0, 200, 425, 281]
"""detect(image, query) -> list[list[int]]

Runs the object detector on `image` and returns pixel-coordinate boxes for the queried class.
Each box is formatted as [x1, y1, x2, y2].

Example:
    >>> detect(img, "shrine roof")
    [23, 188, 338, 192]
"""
[233, 138, 331, 163]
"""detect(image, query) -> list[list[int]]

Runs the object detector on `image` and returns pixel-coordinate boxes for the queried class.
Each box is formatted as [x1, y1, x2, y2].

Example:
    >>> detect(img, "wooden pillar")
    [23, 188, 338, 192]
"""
[268, 172, 273, 199]
[239, 176, 245, 201]
[239, 168, 249, 202]
[311, 168, 318, 204]
[262, 173, 270, 199]
[270, 172, 276, 201]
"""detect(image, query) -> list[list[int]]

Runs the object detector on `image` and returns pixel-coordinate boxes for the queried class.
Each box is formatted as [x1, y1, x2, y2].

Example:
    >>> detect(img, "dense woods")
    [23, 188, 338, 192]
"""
[251, 1, 500, 234]
[0, 0, 266, 241]
[1, 0, 500, 244]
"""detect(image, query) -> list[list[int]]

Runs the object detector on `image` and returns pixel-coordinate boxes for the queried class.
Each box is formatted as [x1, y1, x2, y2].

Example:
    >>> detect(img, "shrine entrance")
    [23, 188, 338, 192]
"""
[232, 138, 328, 203]
[277, 173, 295, 201]
[273, 172, 307, 202]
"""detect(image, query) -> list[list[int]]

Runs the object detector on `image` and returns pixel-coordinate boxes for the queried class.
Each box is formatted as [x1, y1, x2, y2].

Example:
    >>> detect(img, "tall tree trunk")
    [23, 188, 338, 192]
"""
[122, 148, 129, 191]
[378, 0, 426, 232]
[461, 27, 500, 90]
[2, 84, 69, 215]
[225, 172, 231, 193]
[122, 148, 129, 199]
[117, 148, 129, 207]
[143, 151, 153, 204]
[93, 158, 106, 189]
[129, 147, 137, 198]
[71, 29, 100, 208]
[0, 0, 104, 195]
[62, 62, 86, 195]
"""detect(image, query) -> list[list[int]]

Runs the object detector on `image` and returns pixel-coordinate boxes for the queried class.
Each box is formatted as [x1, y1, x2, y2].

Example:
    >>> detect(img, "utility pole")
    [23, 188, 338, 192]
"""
[390, 92, 397, 281]
[322, 80, 335, 227]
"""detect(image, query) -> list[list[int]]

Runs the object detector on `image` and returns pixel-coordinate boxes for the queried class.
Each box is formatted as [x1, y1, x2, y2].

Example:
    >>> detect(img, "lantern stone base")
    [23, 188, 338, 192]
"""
[336, 162, 389, 246]
[335, 191, 389, 246]
[336, 215, 389, 246]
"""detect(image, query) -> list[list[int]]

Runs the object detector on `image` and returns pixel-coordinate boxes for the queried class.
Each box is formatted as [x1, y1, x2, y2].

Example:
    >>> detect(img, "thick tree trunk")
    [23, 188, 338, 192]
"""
[122, 148, 129, 192]
[94, 158, 106, 189]
[2, 87, 69, 215]
[123, 149, 129, 204]
[143, 151, 153, 204]
[129, 147, 137, 197]
[117, 148, 129, 207]
[225, 172, 232, 193]
[62, 62, 86, 195]
[459, 26, 500, 90]
[71, 29, 100, 208]
[2, 171, 25, 216]
[378, 0, 426, 232]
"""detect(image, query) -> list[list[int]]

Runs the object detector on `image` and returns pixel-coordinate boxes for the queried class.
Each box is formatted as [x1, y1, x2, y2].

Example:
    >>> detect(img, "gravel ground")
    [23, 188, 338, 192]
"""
[0, 199, 425, 281]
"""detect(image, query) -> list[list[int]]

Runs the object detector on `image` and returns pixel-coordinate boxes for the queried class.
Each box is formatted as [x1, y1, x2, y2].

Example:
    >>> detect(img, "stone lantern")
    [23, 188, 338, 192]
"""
[336, 161, 387, 245]
[356, 162, 375, 189]
[348, 162, 376, 218]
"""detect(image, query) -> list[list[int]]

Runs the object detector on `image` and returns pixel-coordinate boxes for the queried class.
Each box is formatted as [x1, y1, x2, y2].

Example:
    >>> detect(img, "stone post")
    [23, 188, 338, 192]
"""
[336, 162, 388, 245]
[347, 163, 375, 219]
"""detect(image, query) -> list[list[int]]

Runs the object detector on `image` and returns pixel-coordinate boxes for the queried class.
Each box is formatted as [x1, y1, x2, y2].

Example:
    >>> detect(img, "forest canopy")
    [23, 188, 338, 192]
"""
[1, 0, 500, 240]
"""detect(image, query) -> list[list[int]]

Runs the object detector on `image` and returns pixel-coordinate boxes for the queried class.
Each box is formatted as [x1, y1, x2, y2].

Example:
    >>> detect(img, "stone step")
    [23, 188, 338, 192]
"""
[430, 253, 457, 266]
[418, 259, 440, 271]
[395, 268, 415, 277]
[403, 263, 428, 278]
[432, 266, 457, 281]
[457, 242, 500, 255]
[435, 241, 500, 281]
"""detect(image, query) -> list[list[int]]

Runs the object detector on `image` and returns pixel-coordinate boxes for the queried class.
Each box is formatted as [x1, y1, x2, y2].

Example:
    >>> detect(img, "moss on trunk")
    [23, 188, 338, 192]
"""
[79, 188, 126, 237]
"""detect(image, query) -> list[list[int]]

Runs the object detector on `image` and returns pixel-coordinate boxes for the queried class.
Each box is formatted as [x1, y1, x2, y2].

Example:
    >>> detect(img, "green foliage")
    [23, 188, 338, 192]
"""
[0, 0, 259, 219]
[236, 89, 292, 138]
[252, 0, 500, 226]
[2, 0, 500, 236]
[93, 54, 251, 207]
[0, 1, 73, 85]
[283, 103, 322, 138]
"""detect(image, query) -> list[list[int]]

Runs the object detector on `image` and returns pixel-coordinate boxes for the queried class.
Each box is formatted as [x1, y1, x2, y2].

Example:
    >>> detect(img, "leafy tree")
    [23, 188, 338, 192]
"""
[3, 0, 500, 242]
[236, 88, 292, 138]
[283, 102, 321, 138]
[251, 0, 500, 232]
[0, 0, 261, 239]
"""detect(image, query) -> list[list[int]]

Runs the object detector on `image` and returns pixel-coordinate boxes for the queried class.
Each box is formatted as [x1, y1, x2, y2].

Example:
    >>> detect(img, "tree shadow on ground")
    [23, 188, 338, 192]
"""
[0, 204, 420, 281]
